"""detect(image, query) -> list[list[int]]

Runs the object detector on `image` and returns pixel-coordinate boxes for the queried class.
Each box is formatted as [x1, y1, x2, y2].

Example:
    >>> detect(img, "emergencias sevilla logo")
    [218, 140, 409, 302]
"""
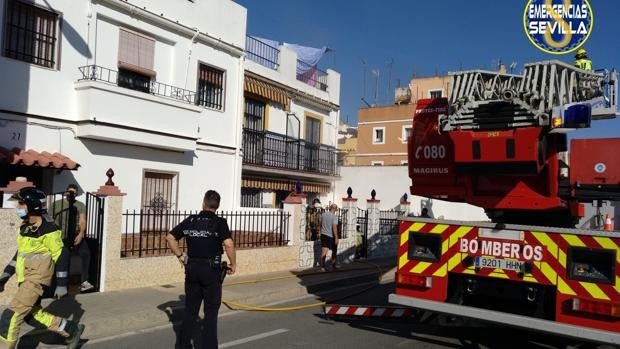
[523, 0, 593, 54]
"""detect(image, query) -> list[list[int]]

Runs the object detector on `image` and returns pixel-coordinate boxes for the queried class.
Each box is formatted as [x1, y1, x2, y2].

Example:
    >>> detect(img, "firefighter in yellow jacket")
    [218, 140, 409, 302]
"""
[0, 187, 84, 349]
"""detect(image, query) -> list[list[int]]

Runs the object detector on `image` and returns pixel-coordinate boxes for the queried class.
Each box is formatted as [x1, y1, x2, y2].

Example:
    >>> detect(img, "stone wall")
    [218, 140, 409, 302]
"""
[0, 209, 21, 305]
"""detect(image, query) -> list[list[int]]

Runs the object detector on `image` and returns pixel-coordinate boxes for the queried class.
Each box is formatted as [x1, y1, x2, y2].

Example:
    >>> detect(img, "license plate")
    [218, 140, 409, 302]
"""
[475, 256, 523, 271]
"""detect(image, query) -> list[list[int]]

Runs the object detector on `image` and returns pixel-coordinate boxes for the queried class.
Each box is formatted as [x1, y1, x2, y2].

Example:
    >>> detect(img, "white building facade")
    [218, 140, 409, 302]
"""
[0, 0, 247, 211]
[240, 36, 341, 208]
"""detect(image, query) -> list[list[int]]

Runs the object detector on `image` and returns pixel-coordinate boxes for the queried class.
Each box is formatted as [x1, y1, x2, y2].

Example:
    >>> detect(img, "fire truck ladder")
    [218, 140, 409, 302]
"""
[441, 60, 618, 131]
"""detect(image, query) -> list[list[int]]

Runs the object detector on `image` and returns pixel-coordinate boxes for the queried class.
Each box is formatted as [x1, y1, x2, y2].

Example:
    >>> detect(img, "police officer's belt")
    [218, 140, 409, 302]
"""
[188, 257, 221, 267]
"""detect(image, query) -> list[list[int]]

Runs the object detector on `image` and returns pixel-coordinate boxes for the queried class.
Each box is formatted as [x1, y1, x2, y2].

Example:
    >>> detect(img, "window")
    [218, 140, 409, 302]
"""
[141, 171, 178, 213]
[305, 116, 321, 144]
[402, 126, 412, 144]
[117, 28, 156, 92]
[241, 188, 262, 208]
[429, 89, 443, 98]
[371, 161, 384, 166]
[197, 63, 224, 110]
[304, 116, 322, 171]
[372, 127, 385, 144]
[3, 0, 59, 68]
[244, 97, 266, 131]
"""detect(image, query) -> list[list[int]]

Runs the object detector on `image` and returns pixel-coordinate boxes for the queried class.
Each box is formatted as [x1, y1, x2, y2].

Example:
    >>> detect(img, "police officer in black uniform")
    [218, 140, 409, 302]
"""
[166, 190, 236, 349]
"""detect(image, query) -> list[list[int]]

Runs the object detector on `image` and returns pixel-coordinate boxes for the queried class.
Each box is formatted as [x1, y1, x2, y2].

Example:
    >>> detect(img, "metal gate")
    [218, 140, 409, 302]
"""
[356, 209, 368, 258]
[85, 192, 105, 291]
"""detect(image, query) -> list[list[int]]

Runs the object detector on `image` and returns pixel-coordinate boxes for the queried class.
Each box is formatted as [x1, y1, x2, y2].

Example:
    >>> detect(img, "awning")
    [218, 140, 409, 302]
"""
[244, 75, 291, 111]
[0, 147, 80, 170]
[242, 176, 330, 193]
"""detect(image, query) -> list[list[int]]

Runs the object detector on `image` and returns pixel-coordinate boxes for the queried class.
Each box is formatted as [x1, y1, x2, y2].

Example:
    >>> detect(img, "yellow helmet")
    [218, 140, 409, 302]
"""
[576, 48, 587, 57]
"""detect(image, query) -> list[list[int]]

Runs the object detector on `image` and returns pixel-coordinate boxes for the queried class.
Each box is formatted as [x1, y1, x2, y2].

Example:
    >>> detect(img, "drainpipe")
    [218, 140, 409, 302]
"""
[231, 55, 245, 209]
[184, 29, 200, 91]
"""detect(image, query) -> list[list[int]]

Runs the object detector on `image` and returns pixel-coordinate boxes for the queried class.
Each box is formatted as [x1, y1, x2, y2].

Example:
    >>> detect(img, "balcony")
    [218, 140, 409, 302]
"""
[242, 128, 338, 176]
[245, 35, 279, 71]
[74, 65, 202, 151]
[296, 60, 328, 91]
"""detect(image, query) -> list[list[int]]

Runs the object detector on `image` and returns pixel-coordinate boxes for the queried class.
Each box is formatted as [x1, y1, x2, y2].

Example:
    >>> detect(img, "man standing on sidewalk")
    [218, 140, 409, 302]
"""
[166, 190, 236, 349]
[0, 187, 84, 349]
[319, 203, 339, 271]
[50, 184, 94, 292]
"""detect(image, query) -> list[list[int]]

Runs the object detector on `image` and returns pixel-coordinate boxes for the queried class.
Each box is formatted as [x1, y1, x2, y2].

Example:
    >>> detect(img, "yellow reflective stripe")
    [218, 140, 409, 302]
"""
[580, 282, 610, 301]
[399, 232, 409, 247]
[558, 278, 577, 295]
[593, 237, 620, 263]
[442, 239, 449, 254]
[557, 249, 567, 268]
[430, 224, 449, 234]
[410, 261, 431, 274]
[531, 232, 558, 260]
[448, 226, 473, 248]
[523, 275, 538, 283]
[398, 254, 409, 269]
[447, 254, 461, 271]
[408, 222, 426, 232]
[462, 269, 475, 275]
[562, 234, 585, 247]
[539, 262, 558, 285]
[17, 253, 51, 260]
[490, 270, 509, 279]
[400, 222, 426, 246]
[433, 265, 447, 277]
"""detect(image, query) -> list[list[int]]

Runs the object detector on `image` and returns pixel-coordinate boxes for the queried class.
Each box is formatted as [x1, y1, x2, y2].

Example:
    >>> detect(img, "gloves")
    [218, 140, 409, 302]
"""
[54, 285, 68, 299]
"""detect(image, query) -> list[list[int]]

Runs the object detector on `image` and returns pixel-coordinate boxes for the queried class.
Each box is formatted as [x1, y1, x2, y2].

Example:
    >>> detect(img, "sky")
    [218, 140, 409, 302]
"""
[234, 0, 620, 139]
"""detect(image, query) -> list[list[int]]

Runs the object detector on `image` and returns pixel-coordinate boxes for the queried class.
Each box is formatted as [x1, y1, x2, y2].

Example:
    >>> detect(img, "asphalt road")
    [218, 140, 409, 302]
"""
[19, 283, 614, 349]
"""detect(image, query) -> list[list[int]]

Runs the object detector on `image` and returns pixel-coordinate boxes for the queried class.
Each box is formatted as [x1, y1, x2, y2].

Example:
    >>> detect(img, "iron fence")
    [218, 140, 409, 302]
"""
[304, 207, 348, 241]
[242, 128, 338, 175]
[122, 209, 290, 258]
[296, 60, 328, 91]
[245, 35, 279, 70]
[379, 210, 405, 235]
[78, 65, 197, 105]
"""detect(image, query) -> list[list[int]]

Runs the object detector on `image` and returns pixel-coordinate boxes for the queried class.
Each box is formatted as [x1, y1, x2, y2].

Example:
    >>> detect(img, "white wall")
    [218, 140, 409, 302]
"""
[334, 166, 487, 221]
[0, 115, 238, 211]
[0, 0, 245, 210]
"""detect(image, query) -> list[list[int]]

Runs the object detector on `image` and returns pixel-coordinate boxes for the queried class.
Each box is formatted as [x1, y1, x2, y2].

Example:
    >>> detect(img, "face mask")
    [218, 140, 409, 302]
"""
[16, 208, 28, 218]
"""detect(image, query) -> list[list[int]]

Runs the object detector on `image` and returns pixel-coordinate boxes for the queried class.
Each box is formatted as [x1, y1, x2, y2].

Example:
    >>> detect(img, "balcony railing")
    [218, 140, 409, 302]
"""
[242, 128, 338, 176]
[245, 35, 280, 70]
[296, 60, 328, 91]
[78, 65, 197, 105]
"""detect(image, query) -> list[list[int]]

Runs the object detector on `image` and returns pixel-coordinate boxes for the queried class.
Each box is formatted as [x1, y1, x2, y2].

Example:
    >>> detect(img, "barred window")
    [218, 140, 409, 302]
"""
[241, 188, 262, 208]
[244, 97, 265, 131]
[197, 64, 224, 110]
[3, 0, 59, 68]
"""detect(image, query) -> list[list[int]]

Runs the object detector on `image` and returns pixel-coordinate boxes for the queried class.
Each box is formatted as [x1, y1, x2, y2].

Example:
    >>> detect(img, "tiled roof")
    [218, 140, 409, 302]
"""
[0, 147, 80, 170]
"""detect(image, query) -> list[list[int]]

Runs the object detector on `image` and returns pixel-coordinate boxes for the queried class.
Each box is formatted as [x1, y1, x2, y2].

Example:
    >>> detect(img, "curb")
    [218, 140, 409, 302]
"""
[12, 264, 393, 342]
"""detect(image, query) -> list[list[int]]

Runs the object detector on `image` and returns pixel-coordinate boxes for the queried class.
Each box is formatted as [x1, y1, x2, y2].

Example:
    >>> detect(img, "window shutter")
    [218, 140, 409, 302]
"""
[118, 28, 156, 77]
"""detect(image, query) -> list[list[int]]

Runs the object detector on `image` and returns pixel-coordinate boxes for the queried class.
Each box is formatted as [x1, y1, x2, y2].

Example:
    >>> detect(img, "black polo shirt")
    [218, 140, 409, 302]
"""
[170, 211, 232, 258]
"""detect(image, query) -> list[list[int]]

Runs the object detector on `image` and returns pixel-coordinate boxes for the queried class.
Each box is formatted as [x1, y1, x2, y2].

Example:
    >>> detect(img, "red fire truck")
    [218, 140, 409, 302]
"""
[390, 60, 619, 345]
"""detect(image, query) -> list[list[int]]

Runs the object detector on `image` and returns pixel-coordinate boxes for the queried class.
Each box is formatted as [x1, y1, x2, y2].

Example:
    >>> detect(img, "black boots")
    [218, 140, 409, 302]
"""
[62, 321, 85, 349]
